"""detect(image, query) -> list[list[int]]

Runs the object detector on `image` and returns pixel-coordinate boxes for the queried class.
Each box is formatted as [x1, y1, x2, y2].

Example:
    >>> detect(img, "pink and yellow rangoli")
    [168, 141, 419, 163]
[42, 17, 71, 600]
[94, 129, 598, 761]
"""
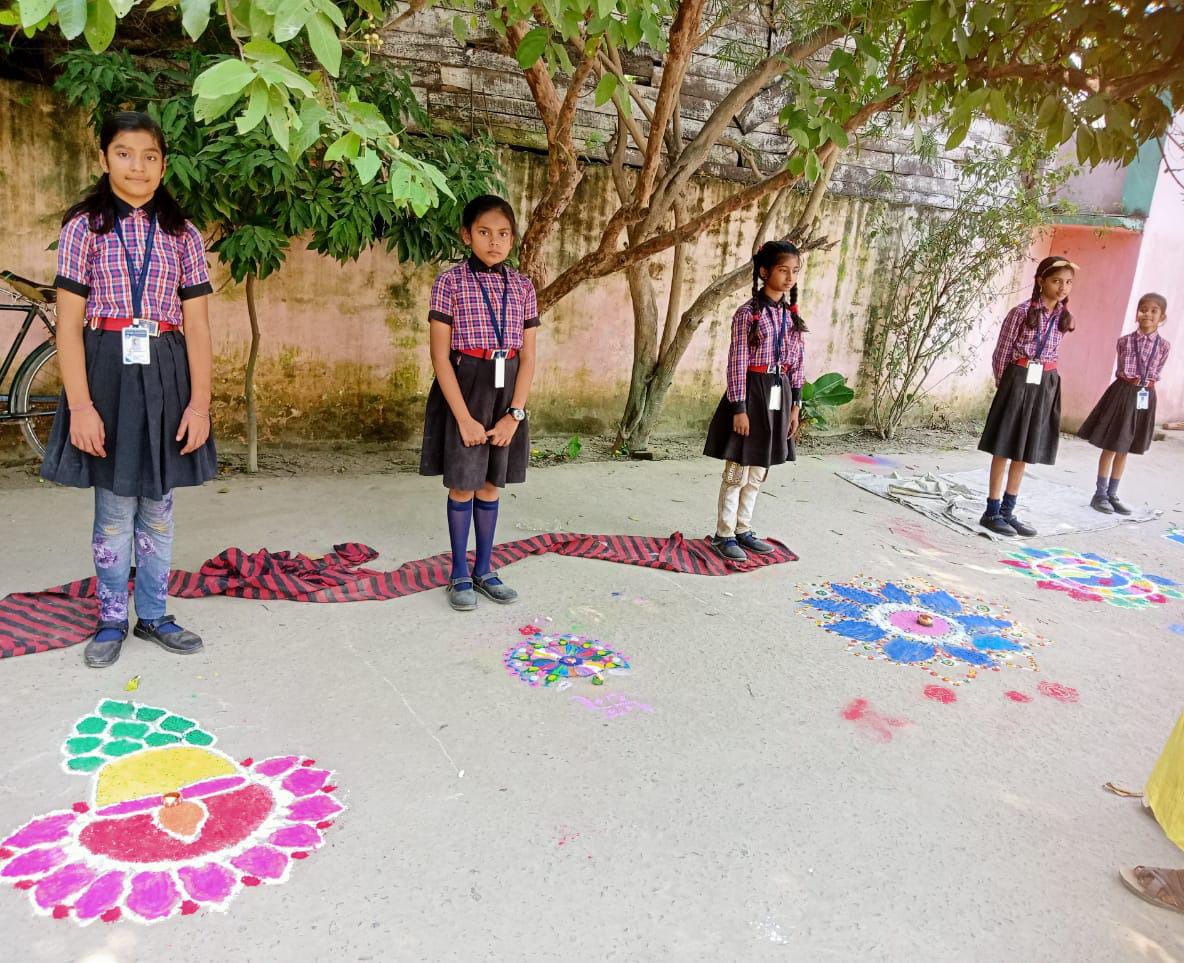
[0, 699, 344, 925]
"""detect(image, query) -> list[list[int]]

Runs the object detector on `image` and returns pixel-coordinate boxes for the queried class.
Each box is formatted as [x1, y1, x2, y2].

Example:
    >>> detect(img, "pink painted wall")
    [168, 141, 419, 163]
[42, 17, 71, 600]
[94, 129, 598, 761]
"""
[1122, 134, 1184, 422]
[1041, 224, 1144, 430]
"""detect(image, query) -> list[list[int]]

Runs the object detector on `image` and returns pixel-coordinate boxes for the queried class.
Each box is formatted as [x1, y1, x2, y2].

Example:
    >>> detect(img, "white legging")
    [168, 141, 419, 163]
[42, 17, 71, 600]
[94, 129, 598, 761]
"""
[716, 461, 768, 537]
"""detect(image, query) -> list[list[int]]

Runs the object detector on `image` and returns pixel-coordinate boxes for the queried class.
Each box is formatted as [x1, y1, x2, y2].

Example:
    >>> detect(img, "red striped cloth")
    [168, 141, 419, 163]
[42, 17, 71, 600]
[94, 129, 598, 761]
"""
[0, 532, 796, 658]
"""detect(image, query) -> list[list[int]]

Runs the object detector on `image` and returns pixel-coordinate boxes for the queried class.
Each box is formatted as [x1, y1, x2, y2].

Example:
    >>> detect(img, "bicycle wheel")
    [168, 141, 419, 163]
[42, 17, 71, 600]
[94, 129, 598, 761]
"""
[10, 339, 60, 458]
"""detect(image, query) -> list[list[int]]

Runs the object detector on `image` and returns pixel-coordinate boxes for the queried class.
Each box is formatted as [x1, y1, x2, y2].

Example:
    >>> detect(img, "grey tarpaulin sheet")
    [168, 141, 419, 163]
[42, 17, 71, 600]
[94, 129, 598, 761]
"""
[836, 467, 1161, 540]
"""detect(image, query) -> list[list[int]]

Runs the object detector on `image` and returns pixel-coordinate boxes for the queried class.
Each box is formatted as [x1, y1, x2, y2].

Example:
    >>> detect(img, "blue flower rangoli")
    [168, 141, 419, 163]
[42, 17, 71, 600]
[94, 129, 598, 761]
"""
[799, 577, 1049, 685]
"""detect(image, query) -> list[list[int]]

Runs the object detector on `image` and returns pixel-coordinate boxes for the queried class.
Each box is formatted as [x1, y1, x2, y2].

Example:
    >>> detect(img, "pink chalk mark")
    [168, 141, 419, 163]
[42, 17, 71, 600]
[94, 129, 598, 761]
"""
[923, 685, 957, 704]
[74, 871, 126, 920]
[177, 863, 236, 904]
[556, 828, 581, 847]
[253, 756, 299, 778]
[281, 767, 330, 797]
[1005, 691, 1032, 703]
[230, 845, 288, 880]
[126, 871, 180, 921]
[841, 698, 910, 742]
[891, 611, 952, 637]
[1038, 680, 1079, 703]
[1, 845, 67, 878]
[3, 812, 76, 849]
[33, 862, 97, 909]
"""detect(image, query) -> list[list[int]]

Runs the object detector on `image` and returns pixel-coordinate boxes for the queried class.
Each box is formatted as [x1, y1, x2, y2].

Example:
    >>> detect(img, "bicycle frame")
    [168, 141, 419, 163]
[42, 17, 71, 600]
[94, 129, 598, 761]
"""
[0, 301, 57, 423]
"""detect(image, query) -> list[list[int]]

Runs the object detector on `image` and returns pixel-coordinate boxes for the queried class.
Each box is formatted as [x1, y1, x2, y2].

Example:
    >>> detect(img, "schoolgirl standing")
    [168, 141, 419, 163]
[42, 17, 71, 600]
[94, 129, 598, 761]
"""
[42, 111, 217, 667]
[1078, 293, 1170, 514]
[420, 195, 538, 610]
[703, 240, 805, 561]
[977, 255, 1077, 537]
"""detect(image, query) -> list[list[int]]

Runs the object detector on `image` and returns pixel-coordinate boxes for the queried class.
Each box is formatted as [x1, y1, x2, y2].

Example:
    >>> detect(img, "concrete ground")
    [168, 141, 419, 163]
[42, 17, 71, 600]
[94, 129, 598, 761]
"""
[2, 432, 1184, 962]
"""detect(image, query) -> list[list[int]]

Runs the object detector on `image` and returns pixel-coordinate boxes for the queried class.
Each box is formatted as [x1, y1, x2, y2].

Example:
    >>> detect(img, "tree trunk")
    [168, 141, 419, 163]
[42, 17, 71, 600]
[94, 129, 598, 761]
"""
[244, 273, 261, 474]
[612, 264, 661, 453]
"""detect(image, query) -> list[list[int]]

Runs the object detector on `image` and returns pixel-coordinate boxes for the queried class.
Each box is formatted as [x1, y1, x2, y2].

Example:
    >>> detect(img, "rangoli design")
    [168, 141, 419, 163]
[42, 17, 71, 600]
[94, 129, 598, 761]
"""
[1001, 547, 1183, 608]
[800, 577, 1048, 685]
[504, 629, 630, 689]
[0, 700, 343, 925]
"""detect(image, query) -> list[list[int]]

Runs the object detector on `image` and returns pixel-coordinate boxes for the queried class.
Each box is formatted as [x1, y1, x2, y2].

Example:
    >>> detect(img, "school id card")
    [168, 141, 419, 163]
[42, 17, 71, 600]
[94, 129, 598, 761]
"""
[122, 325, 150, 365]
[768, 385, 782, 411]
[1025, 362, 1043, 385]
[1137, 389, 1150, 410]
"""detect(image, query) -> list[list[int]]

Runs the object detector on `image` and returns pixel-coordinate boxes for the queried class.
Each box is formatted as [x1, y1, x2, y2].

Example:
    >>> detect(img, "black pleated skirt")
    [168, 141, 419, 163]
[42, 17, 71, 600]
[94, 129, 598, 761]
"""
[1077, 379, 1157, 455]
[419, 352, 530, 490]
[40, 328, 218, 500]
[977, 363, 1062, 465]
[703, 370, 794, 467]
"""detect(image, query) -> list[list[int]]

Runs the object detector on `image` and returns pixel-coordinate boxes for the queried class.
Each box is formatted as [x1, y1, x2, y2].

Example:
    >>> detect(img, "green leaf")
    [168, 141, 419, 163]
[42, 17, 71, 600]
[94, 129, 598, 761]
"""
[945, 122, 970, 150]
[193, 90, 243, 122]
[622, 8, 641, 46]
[595, 0, 613, 17]
[108, 0, 134, 16]
[236, 79, 269, 134]
[274, 0, 312, 42]
[351, 147, 382, 183]
[193, 58, 255, 99]
[306, 12, 341, 76]
[265, 87, 290, 151]
[243, 38, 295, 68]
[593, 72, 617, 107]
[83, 0, 116, 51]
[254, 61, 316, 95]
[515, 27, 548, 68]
[324, 130, 361, 162]
[179, 0, 212, 39]
[451, 14, 467, 44]
[804, 150, 821, 182]
[315, 0, 343, 29]
[18, 0, 55, 28]
[354, 0, 382, 15]
[289, 98, 328, 157]
[55, 0, 87, 38]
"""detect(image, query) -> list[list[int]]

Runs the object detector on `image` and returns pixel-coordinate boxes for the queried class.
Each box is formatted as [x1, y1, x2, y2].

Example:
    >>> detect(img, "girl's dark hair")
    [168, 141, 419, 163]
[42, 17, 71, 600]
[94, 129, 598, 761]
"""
[1025, 255, 1076, 333]
[62, 111, 187, 236]
[1138, 292, 1168, 314]
[462, 194, 518, 236]
[751, 240, 806, 333]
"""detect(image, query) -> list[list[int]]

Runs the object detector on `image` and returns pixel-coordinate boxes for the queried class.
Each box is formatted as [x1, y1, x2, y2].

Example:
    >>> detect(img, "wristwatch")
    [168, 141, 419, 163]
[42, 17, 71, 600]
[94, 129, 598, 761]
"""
[507, 407, 526, 422]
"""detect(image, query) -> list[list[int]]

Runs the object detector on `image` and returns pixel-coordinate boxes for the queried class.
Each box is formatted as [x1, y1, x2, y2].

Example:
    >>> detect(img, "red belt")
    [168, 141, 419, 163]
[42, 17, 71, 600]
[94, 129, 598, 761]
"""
[457, 348, 518, 360]
[1120, 375, 1154, 388]
[89, 317, 181, 335]
[748, 364, 786, 374]
[1015, 357, 1056, 371]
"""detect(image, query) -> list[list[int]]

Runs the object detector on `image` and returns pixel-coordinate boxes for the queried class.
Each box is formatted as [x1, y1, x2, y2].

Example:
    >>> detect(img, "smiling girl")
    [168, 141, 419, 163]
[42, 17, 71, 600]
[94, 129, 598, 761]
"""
[41, 111, 217, 667]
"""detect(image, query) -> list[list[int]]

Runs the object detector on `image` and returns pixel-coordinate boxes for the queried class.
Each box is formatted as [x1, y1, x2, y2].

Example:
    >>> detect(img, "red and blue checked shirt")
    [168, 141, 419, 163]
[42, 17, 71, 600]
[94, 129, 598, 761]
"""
[1115, 330, 1171, 385]
[54, 199, 212, 326]
[990, 300, 1067, 383]
[726, 294, 806, 410]
[428, 256, 540, 351]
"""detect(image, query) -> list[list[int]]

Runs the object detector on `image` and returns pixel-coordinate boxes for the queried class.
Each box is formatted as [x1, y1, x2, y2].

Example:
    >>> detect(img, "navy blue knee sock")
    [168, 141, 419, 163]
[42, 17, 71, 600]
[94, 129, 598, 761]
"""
[1001, 492, 1018, 518]
[985, 497, 1002, 518]
[473, 497, 499, 578]
[447, 497, 473, 580]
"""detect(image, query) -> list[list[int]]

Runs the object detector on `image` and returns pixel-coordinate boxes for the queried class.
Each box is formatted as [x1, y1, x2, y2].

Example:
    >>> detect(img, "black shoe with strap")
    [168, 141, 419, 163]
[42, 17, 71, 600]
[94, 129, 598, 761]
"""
[133, 616, 203, 654]
[736, 531, 776, 555]
[710, 535, 748, 561]
[1003, 513, 1037, 537]
[979, 512, 1017, 537]
[1109, 495, 1133, 516]
[84, 621, 129, 668]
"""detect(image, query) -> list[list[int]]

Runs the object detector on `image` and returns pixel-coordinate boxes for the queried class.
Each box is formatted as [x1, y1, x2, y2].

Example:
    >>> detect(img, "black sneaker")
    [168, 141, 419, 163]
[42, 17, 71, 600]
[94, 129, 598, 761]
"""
[1090, 493, 1114, 514]
[1108, 495, 1132, 516]
[736, 531, 775, 554]
[1003, 514, 1038, 537]
[84, 621, 129, 668]
[133, 616, 203, 654]
[710, 535, 748, 561]
[979, 513, 1016, 537]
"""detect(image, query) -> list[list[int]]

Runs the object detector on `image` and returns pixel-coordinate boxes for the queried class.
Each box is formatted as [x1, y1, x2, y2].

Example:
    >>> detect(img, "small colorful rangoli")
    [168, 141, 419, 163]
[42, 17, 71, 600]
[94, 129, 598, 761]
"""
[504, 629, 630, 689]
[1000, 547, 1183, 608]
[0, 700, 343, 925]
[799, 577, 1049, 685]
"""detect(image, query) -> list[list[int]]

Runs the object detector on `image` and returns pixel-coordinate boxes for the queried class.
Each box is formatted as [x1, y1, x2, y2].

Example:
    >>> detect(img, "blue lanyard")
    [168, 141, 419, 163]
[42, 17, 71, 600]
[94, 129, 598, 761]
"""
[472, 264, 509, 349]
[112, 213, 157, 319]
[1135, 334, 1160, 386]
[1031, 306, 1058, 362]
[772, 301, 788, 368]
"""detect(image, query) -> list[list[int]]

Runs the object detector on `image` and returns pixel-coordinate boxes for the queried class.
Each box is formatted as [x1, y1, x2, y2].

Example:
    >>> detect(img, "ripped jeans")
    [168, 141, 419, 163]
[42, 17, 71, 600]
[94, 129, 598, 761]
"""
[92, 488, 174, 625]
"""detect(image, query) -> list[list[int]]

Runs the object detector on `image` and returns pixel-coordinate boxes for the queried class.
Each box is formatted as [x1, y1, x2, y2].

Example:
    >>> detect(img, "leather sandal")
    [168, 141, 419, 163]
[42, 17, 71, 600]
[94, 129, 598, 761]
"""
[473, 573, 519, 604]
[1119, 866, 1184, 914]
[133, 616, 203, 654]
[446, 577, 478, 611]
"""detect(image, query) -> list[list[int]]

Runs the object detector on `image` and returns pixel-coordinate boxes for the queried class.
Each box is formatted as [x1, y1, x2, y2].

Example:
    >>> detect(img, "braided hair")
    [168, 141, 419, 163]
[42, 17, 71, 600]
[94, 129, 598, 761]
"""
[1024, 255, 1076, 333]
[750, 241, 807, 348]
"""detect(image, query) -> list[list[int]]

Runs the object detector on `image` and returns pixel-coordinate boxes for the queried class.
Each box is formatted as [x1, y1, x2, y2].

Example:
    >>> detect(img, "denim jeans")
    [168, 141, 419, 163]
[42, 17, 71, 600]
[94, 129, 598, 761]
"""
[92, 488, 174, 624]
